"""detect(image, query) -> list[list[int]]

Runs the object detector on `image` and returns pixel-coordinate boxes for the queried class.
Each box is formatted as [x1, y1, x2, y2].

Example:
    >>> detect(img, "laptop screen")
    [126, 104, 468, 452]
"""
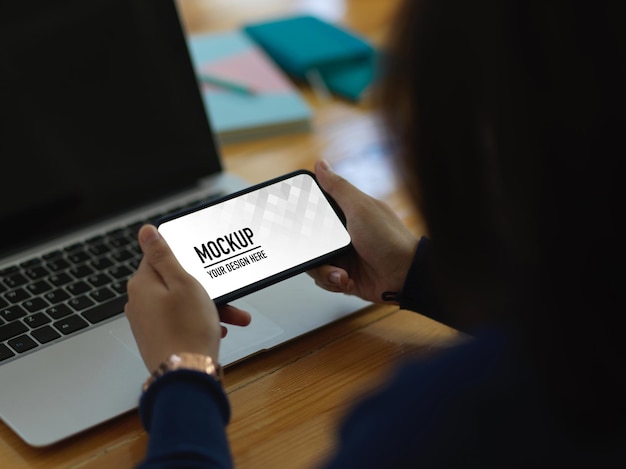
[0, 0, 222, 256]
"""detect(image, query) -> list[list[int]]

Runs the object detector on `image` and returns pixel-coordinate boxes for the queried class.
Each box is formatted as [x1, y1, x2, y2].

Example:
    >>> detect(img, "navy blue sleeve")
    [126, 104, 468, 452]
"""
[397, 236, 462, 330]
[137, 369, 233, 469]
[398, 236, 438, 313]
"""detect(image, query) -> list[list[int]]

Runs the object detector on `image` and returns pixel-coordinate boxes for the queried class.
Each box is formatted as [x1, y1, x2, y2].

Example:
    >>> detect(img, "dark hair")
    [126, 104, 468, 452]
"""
[377, 0, 625, 447]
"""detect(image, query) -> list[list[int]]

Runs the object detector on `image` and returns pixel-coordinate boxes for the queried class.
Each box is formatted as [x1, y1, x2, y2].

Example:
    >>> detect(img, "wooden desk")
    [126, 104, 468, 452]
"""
[0, 1, 459, 467]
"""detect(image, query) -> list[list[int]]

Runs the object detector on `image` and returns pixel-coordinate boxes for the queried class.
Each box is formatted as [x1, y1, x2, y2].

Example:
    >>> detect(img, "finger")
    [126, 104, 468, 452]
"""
[307, 264, 351, 292]
[218, 304, 252, 327]
[126, 253, 163, 300]
[314, 159, 364, 218]
[132, 250, 159, 283]
[137, 224, 189, 288]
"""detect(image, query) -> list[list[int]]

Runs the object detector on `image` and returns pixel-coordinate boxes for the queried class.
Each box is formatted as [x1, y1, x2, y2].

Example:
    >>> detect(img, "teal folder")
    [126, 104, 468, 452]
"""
[243, 15, 377, 102]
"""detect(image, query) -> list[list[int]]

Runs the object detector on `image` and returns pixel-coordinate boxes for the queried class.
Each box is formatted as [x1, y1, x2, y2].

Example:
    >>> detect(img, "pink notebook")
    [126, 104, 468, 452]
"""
[186, 30, 313, 143]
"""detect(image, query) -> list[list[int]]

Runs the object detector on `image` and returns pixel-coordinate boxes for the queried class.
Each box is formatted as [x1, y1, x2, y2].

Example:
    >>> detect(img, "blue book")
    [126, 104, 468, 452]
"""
[186, 30, 313, 143]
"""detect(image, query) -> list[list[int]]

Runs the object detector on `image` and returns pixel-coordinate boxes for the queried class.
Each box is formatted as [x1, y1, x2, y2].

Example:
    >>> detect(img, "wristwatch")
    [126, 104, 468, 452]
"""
[143, 352, 223, 392]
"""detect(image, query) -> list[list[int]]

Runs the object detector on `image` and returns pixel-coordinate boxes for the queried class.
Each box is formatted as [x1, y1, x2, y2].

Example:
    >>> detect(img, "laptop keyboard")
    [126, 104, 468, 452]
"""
[0, 192, 224, 364]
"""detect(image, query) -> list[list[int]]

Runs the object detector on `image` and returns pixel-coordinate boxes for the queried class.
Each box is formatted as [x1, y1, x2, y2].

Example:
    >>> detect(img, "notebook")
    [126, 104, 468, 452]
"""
[0, 0, 368, 447]
[187, 30, 313, 143]
[242, 14, 378, 102]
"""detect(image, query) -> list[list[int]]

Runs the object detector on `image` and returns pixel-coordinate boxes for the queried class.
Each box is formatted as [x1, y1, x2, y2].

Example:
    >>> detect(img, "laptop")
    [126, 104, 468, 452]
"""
[0, 0, 368, 447]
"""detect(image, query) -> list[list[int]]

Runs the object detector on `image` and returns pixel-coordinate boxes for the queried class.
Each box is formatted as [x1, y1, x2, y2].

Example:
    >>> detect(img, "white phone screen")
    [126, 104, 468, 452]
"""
[157, 171, 351, 303]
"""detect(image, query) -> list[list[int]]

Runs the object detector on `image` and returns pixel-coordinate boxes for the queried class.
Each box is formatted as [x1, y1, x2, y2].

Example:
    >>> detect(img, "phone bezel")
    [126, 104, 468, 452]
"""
[156, 169, 352, 305]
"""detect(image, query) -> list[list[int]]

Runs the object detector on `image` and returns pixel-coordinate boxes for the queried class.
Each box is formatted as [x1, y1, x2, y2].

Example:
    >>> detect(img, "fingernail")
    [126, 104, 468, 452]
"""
[329, 271, 341, 285]
[319, 159, 332, 172]
[139, 224, 160, 244]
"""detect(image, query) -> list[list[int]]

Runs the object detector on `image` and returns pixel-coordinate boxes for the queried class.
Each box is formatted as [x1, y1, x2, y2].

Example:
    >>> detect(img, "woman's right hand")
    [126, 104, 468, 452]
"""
[307, 160, 418, 304]
[124, 225, 251, 373]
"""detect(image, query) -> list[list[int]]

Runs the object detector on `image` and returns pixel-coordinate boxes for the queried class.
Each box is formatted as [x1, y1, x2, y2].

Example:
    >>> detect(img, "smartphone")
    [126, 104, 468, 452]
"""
[157, 170, 351, 305]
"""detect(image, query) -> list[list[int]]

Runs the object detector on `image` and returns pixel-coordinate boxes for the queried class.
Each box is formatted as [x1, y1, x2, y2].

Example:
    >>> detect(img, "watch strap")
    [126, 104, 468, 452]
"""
[143, 352, 223, 393]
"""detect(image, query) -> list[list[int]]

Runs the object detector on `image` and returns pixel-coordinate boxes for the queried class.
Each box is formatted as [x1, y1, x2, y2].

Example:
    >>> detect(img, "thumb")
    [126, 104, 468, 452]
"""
[137, 224, 188, 287]
[314, 159, 363, 218]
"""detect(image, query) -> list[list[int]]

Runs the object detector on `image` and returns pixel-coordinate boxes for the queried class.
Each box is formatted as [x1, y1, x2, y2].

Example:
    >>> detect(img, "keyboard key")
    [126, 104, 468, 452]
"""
[111, 249, 134, 263]
[22, 297, 49, 314]
[49, 272, 73, 286]
[91, 257, 114, 271]
[26, 280, 53, 296]
[68, 295, 95, 311]
[81, 295, 127, 324]
[46, 304, 73, 319]
[44, 288, 71, 304]
[3, 272, 29, 288]
[20, 257, 42, 268]
[23, 312, 51, 329]
[69, 265, 94, 279]
[108, 265, 132, 279]
[31, 325, 61, 344]
[46, 258, 70, 272]
[1, 305, 28, 322]
[90, 287, 115, 303]
[67, 251, 91, 264]
[67, 280, 91, 295]
[87, 273, 112, 287]
[110, 280, 127, 294]
[54, 315, 89, 335]
[88, 243, 110, 256]
[0, 265, 19, 276]
[4, 288, 30, 304]
[8, 334, 38, 353]
[108, 235, 131, 249]
[0, 320, 28, 341]
[0, 344, 16, 362]
[24, 265, 50, 280]
[42, 250, 63, 260]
